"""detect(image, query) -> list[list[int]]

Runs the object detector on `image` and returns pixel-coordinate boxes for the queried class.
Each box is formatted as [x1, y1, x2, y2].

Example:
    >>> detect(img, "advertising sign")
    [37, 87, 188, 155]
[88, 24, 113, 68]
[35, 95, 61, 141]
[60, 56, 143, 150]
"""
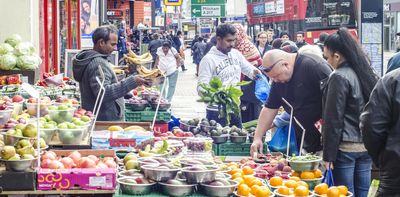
[80, 0, 99, 48]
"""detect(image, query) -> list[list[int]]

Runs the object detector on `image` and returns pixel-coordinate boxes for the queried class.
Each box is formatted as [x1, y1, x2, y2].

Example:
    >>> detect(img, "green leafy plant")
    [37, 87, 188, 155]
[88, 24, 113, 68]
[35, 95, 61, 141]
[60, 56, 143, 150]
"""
[198, 77, 250, 125]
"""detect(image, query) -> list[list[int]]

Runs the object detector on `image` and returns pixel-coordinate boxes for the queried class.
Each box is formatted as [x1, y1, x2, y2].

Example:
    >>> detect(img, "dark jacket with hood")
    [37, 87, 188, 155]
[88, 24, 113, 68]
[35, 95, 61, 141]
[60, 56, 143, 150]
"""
[360, 69, 400, 195]
[73, 50, 138, 121]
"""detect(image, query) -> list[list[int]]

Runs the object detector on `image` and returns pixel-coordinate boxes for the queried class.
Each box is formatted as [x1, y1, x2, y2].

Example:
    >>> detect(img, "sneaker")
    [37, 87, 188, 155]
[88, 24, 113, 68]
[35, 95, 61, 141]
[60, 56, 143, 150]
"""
[182, 68, 188, 71]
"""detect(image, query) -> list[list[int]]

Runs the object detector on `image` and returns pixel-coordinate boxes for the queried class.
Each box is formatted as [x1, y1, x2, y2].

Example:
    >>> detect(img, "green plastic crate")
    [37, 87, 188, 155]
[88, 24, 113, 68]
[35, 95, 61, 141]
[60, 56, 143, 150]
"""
[214, 141, 268, 156]
[125, 108, 171, 122]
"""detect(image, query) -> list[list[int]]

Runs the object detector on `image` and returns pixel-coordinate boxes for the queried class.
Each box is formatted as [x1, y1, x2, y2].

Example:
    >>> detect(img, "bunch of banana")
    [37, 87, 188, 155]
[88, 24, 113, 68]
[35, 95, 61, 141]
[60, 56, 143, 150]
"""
[112, 68, 125, 74]
[137, 65, 162, 78]
[124, 49, 153, 65]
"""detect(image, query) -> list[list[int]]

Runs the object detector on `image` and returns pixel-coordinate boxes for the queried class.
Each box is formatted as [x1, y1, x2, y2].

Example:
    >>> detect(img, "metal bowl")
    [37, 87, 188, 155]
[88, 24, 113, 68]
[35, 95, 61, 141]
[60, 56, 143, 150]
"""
[159, 181, 196, 197]
[3, 134, 35, 146]
[0, 158, 37, 172]
[230, 135, 247, 143]
[179, 121, 197, 132]
[176, 172, 186, 181]
[211, 135, 228, 144]
[181, 166, 218, 184]
[200, 179, 239, 197]
[117, 177, 155, 195]
[289, 157, 322, 172]
[215, 173, 232, 180]
[118, 169, 143, 178]
[126, 103, 147, 111]
[141, 164, 180, 182]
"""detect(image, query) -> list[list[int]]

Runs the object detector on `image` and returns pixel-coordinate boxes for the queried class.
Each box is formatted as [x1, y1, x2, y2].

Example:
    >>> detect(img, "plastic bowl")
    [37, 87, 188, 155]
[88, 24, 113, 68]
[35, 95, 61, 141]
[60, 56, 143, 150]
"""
[230, 135, 247, 143]
[47, 108, 76, 123]
[57, 127, 85, 144]
[211, 135, 229, 144]
[274, 189, 313, 197]
[314, 191, 353, 197]
[289, 157, 322, 172]
[39, 128, 57, 144]
[26, 102, 51, 117]
[0, 109, 12, 125]
[301, 176, 324, 190]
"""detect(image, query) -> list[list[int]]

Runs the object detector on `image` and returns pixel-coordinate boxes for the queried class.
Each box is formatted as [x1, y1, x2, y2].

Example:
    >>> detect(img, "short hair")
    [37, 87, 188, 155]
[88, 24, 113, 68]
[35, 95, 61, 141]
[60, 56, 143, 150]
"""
[257, 31, 267, 38]
[319, 32, 329, 43]
[198, 37, 204, 42]
[162, 41, 171, 48]
[176, 31, 182, 36]
[296, 31, 304, 36]
[152, 33, 160, 40]
[272, 38, 283, 49]
[266, 28, 274, 32]
[92, 25, 118, 44]
[216, 23, 237, 39]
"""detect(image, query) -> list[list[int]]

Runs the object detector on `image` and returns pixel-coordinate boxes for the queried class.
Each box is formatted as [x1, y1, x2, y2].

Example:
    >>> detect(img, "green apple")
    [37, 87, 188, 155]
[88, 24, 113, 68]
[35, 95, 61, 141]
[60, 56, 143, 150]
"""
[15, 123, 25, 130]
[80, 115, 91, 122]
[48, 106, 57, 110]
[57, 105, 69, 110]
[58, 123, 68, 129]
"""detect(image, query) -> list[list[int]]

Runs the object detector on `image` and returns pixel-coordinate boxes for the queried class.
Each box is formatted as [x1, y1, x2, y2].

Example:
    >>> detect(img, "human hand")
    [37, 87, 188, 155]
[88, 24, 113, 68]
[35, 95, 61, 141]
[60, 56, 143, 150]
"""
[324, 161, 334, 170]
[253, 69, 262, 80]
[133, 75, 152, 86]
[250, 138, 264, 158]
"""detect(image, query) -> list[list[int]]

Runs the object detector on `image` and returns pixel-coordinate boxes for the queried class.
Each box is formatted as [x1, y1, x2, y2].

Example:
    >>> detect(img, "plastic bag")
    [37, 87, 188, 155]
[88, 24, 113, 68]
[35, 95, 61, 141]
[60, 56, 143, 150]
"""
[322, 167, 335, 187]
[169, 115, 180, 131]
[367, 179, 379, 197]
[268, 125, 298, 156]
[255, 74, 270, 103]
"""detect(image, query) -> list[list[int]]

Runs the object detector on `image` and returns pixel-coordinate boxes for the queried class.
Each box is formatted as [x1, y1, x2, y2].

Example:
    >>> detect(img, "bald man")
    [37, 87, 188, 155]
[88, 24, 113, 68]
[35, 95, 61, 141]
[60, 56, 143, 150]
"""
[250, 49, 332, 155]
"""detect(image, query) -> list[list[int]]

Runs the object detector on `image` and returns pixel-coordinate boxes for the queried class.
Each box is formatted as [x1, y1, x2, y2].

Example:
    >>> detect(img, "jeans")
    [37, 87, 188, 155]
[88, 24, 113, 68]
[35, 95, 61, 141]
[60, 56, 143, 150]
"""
[161, 70, 178, 102]
[206, 105, 242, 128]
[332, 151, 372, 197]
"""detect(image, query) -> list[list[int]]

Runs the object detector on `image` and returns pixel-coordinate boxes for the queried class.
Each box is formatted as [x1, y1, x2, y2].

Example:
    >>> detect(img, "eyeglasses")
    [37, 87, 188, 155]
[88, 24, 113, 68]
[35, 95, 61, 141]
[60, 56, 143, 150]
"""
[259, 59, 284, 73]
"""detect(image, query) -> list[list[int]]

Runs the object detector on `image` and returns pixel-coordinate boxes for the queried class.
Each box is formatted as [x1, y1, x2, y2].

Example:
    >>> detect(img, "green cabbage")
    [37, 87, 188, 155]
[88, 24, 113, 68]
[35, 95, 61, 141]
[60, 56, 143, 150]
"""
[0, 43, 14, 55]
[0, 54, 17, 70]
[14, 42, 35, 56]
[4, 34, 22, 47]
[16, 54, 40, 70]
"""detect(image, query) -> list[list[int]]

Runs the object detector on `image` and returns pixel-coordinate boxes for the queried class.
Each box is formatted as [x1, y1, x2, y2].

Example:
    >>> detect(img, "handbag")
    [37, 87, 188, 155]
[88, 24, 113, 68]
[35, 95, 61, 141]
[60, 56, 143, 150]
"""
[255, 74, 270, 103]
[268, 125, 298, 156]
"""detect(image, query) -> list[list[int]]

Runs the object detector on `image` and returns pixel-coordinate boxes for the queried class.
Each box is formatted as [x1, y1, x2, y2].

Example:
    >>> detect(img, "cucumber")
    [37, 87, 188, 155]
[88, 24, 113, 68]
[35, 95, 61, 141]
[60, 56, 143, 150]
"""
[242, 120, 258, 129]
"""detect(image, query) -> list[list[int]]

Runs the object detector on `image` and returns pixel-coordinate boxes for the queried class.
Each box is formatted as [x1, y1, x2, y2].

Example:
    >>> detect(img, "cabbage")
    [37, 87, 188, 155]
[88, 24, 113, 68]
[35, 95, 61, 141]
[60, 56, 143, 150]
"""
[16, 55, 40, 70]
[0, 54, 17, 70]
[0, 43, 14, 55]
[14, 42, 35, 56]
[4, 34, 22, 47]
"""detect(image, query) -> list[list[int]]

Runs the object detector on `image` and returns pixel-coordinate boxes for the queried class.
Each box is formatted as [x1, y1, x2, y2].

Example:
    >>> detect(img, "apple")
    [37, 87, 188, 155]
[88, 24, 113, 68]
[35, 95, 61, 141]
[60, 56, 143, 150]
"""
[87, 155, 99, 164]
[12, 95, 24, 103]
[78, 157, 96, 168]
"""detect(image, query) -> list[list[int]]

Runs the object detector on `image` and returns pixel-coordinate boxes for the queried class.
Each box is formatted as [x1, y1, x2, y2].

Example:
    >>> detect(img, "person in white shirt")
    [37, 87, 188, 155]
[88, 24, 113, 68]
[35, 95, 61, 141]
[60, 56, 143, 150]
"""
[154, 41, 182, 102]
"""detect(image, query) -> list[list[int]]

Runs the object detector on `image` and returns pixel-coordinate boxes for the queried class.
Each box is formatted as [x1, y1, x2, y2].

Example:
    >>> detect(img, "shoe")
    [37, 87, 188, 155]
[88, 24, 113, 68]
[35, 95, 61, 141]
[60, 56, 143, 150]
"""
[182, 69, 188, 71]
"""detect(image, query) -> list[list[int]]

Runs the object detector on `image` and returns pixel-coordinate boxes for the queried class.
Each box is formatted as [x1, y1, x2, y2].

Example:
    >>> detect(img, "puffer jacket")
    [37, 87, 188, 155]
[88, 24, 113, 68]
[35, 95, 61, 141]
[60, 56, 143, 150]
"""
[360, 69, 400, 195]
[321, 63, 365, 162]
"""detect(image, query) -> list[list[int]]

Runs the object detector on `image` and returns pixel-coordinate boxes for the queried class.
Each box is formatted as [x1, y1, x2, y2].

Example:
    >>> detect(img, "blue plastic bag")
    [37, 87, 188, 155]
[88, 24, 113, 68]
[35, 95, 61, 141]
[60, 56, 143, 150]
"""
[169, 115, 180, 130]
[268, 125, 299, 156]
[255, 74, 270, 103]
[322, 167, 335, 187]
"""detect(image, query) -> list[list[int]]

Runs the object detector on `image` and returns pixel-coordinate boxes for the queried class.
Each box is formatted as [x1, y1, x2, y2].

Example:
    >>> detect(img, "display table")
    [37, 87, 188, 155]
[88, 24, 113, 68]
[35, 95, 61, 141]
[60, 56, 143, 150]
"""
[0, 189, 115, 195]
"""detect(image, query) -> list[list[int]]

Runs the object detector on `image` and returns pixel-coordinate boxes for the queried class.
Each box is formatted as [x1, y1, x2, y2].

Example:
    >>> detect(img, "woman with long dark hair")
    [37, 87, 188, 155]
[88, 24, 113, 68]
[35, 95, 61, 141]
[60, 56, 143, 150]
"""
[321, 27, 379, 197]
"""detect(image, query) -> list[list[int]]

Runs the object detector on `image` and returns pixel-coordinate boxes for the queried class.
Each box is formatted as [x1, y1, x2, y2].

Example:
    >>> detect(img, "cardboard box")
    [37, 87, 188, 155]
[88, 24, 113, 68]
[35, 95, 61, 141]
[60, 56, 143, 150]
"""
[37, 150, 117, 191]
[91, 130, 154, 150]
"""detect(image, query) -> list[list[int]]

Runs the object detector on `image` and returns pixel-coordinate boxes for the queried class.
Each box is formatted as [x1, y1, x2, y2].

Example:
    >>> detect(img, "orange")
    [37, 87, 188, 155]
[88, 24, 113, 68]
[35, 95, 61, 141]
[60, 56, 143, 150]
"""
[232, 172, 244, 180]
[294, 185, 309, 196]
[230, 169, 243, 176]
[314, 169, 322, 178]
[243, 175, 256, 186]
[237, 183, 251, 196]
[327, 187, 340, 197]
[269, 176, 283, 187]
[233, 177, 245, 184]
[300, 171, 315, 179]
[255, 187, 271, 197]
[228, 162, 239, 167]
[337, 185, 348, 195]
[314, 183, 329, 195]
[277, 186, 291, 195]
[289, 176, 301, 181]
[284, 180, 298, 189]
[251, 185, 261, 195]
[243, 166, 254, 175]
[250, 179, 263, 187]
[297, 180, 309, 189]
[292, 171, 300, 177]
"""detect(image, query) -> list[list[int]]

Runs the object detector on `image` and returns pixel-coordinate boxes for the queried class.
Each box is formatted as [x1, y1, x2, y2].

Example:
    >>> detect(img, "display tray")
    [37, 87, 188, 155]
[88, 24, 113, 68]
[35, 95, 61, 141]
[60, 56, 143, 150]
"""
[213, 141, 269, 156]
[0, 189, 115, 195]
[48, 133, 91, 149]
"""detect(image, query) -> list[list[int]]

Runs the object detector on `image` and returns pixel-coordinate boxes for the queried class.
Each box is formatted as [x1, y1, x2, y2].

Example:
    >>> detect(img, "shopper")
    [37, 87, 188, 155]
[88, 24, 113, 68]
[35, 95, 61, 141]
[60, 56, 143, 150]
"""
[250, 49, 332, 155]
[192, 37, 207, 76]
[360, 69, 400, 197]
[117, 22, 127, 60]
[271, 38, 283, 49]
[73, 25, 150, 121]
[322, 27, 379, 197]
[386, 52, 400, 73]
[266, 28, 275, 45]
[172, 31, 187, 71]
[148, 33, 163, 68]
[256, 31, 272, 57]
[197, 23, 260, 127]
[295, 31, 308, 48]
[317, 32, 329, 52]
[280, 31, 290, 42]
[154, 41, 182, 102]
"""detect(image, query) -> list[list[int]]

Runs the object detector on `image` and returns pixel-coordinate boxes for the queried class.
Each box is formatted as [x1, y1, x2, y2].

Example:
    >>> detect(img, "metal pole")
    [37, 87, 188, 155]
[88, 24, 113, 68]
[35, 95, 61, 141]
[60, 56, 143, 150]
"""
[164, 7, 167, 31]
[151, 0, 156, 27]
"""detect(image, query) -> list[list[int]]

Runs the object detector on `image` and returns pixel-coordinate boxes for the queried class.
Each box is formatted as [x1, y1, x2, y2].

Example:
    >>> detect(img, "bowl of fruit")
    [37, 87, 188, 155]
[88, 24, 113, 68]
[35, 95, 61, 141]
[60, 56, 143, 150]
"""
[117, 176, 156, 195]
[159, 179, 196, 197]
[183, 137, 213, 153]
[0, 145, 38, 172]
[200, 179, 239, 197]
[179, 119, 199, 132]
[126, 97, 148, 111]
[0, 104, 13, 125]
[39, 117, 58, 144]
[53, 96, 80, 108]
[150, 98, 171, 111]
[289, 154, 322, 172]
[140, 90, 160, 102]
[181, 165, 218, 184]
[141, 163, 180, 182]
[47, 104, 76, 124]
[56, 122, 86, 144]
[230, 127, 248, 143]
[26, 97, 52, 117]
[313, 184, 352, 197]
[210, 127, 230, 144]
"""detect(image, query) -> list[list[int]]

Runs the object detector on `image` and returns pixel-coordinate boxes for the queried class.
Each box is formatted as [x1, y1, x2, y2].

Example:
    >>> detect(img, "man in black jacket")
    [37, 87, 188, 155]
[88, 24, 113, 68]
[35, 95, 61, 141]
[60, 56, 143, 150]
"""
[73, 26, 149, 121]
[360, 69, 400, 196]
[148, 33, 163, 68]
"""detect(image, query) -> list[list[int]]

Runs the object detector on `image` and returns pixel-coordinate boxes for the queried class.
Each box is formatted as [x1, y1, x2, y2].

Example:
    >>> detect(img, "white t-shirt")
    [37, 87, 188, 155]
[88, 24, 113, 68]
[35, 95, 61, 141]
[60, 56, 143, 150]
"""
[156, 47, 178, 76]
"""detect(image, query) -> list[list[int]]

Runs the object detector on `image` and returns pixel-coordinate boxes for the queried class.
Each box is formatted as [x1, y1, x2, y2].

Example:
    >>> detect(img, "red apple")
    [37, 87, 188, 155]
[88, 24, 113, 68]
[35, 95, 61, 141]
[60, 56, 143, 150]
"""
[12, 95, 23, 103]
[78, 157, 96, 168]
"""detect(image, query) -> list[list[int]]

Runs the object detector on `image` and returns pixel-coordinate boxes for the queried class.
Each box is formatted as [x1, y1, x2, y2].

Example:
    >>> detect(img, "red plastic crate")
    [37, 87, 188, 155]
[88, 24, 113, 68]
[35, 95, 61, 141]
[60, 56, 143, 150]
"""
[153, 122, 169, 133]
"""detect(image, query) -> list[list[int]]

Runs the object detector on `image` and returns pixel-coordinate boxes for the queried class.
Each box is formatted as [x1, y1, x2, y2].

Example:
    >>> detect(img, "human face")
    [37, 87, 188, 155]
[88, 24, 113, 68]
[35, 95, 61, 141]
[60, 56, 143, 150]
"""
[296, 34, 304, 42]
[258, 33, 268, 46]
[261, 58, 291, 83]
[99, 33, 117, 54]
[162, 46, 170, 53]
[267, 31, 274, 41]
[281, 35, 289, 42]
[83, 2, 90, 14]
[216, 33, 236, 54]
[323, 47, 341, 69]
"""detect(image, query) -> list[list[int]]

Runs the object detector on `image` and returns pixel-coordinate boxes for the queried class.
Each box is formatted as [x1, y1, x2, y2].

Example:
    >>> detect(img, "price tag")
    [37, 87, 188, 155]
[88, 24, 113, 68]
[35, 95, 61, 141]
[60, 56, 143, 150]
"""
[21, 83, 39, 98]
[89, 176, 106, 187]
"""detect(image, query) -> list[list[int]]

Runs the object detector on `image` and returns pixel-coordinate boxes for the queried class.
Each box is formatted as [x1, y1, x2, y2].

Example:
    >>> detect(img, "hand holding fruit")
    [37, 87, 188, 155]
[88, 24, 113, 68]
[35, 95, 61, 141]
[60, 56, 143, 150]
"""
[133, 75, 152, 86]
[250, 138, 264, 158]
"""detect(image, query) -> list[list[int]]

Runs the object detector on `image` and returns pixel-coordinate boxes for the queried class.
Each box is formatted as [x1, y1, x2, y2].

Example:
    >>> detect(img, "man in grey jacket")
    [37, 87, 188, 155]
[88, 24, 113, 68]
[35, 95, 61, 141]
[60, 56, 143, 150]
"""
[73, 25, 149, 121]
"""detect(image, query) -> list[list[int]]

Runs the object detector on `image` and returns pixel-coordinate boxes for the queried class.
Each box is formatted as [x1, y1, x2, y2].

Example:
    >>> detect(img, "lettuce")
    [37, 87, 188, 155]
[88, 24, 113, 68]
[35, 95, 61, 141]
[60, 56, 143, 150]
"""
[4, 34, 22, 47]
[16, 54, 40, 70]
[0, 43, 14, 55]
[14, 42, 35, 56]
[0, 54, 17, 70]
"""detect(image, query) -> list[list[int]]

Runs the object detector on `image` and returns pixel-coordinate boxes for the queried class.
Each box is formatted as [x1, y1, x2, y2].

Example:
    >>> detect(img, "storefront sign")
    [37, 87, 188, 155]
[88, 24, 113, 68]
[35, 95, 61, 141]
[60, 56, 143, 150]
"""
[252, 4, 265, 16]
[106, 10, 123, 18]
[164, 0, 182, 6]
[265, 1, 275, 14]
[276, 0, 285, 14]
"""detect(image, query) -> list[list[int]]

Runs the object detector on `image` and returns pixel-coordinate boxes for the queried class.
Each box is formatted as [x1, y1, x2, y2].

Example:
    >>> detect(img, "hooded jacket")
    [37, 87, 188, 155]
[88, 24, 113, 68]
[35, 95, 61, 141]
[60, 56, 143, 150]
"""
[197, 46, 256, 94]
[73, 50, 138, 121]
